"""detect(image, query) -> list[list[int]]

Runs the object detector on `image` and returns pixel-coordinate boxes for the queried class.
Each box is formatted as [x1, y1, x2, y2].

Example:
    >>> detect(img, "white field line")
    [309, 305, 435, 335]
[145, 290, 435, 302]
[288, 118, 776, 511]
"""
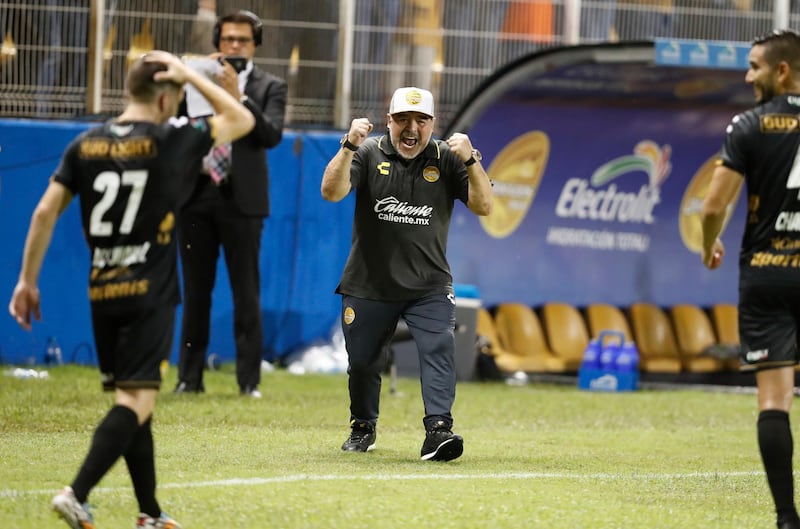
[0, 470, 763, 499]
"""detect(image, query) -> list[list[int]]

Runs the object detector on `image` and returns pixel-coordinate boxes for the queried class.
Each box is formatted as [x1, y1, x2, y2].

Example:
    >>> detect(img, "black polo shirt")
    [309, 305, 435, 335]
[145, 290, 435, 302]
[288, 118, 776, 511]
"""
[336, 135, 470, 301]
[720, 93, 800, 286]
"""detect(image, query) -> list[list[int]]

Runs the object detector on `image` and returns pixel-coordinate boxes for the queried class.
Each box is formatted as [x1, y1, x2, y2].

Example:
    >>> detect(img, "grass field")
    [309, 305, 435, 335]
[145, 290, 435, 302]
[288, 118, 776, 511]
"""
[0, 364, 778, 528]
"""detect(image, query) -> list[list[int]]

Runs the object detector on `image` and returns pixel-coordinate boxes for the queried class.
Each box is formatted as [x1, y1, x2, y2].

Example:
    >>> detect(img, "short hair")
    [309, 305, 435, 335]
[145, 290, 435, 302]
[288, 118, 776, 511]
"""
[213, 10, 263, 46]
[753, 29, 800, 71]
[124, 55, 182, 102]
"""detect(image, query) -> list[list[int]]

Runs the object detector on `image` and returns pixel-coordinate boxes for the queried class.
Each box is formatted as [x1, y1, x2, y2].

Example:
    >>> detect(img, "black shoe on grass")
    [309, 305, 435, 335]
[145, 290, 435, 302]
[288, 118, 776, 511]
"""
[341, 421, 376, 452]
[420, 422, 463, 461]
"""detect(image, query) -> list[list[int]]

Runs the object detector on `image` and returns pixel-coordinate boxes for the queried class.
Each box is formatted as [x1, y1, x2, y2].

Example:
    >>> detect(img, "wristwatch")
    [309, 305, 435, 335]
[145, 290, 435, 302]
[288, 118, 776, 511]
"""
[340, 134, 359, 152]
[464, 148, 482, 167]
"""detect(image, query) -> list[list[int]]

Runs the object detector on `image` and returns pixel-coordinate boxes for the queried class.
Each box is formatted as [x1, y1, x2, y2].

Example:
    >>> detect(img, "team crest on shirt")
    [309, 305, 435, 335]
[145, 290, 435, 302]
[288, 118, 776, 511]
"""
[343, 306, 356, 325]
[422, 166, 440, 183]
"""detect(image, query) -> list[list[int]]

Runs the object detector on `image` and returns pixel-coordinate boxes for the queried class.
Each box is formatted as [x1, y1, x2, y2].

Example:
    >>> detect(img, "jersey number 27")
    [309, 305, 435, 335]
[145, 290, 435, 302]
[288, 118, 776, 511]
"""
[89, 170, 148, 236]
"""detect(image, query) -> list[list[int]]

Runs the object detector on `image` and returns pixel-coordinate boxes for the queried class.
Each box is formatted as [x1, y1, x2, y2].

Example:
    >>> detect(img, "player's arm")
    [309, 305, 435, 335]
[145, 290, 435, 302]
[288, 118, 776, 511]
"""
[9, 181, 73, 330]
[701, 164, 743, 269]
[446, 132, 493, 216]
[321, 118, 372, 202]
[146, 51, 254, 146]
[464, 159, 493, 216]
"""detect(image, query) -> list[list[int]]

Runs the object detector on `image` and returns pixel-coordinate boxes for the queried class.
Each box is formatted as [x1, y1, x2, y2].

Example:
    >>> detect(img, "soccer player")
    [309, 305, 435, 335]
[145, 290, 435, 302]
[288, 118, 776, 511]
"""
[321, 86, 493, 461]
[701, 30, 800, 529]
[8, 50, 253, 528]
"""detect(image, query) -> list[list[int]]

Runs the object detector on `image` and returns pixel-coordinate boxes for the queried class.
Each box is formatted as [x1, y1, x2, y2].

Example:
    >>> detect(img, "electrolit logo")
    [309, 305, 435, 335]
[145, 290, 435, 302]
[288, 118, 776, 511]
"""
[657, 41, 681, 64]
[689, 42, 710, 66]
[554, 140, 670, 224]
[717, 45, 737, 68]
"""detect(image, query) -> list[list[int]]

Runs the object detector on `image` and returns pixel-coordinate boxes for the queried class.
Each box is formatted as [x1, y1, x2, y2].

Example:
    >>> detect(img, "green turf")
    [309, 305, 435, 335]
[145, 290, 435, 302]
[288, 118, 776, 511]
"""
[0, 364, 777, 528]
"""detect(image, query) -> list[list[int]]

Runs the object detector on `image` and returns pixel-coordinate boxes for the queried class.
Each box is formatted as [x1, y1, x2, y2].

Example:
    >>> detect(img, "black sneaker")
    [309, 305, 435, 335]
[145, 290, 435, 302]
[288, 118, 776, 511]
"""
[420, 422, 463, 461]
[341, 421, 376, 452]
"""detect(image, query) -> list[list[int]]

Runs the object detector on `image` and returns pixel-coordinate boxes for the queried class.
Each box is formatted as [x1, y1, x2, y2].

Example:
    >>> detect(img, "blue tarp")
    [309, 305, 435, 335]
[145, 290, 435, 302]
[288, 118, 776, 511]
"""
[0, 119, 351, 365]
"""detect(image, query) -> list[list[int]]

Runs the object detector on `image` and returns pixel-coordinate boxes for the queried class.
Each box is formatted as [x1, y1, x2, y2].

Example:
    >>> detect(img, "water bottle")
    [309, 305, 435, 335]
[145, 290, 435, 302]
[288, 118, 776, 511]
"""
[615, 341, 640, 373]
[44, 336, 63, 366]
[599, 340, 620, 373]
[580, 339, 601, 371]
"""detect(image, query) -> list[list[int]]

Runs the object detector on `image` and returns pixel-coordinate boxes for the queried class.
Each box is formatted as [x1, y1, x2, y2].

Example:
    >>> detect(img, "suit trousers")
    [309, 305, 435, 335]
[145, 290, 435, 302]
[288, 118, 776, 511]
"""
[178, 182, 264, 390]
[340, 294, 457, 432]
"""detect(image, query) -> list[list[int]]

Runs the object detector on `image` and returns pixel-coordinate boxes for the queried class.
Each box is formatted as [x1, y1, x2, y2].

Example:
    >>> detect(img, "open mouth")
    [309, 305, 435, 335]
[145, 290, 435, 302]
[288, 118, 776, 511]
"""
[401, 136, 418, 148]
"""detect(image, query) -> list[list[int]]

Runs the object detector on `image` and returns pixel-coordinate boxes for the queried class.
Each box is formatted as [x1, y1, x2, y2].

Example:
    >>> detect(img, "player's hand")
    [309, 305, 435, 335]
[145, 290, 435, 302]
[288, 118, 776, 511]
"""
[146, 50, 190, 84]
[702, 239, 725, 270]
[445, 132, 473, 164]
[346, 118, 373, 147]
[8, 281, 41, 331]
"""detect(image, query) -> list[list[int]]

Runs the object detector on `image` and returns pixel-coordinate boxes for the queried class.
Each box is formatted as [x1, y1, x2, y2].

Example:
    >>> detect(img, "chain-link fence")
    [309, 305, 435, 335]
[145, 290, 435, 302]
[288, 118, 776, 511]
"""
[0, 0, 787, 129]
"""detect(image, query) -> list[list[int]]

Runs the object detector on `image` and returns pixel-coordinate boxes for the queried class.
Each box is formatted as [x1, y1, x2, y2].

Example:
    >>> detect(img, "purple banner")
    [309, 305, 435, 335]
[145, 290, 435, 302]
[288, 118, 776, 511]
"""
[448, 100, 745, 308]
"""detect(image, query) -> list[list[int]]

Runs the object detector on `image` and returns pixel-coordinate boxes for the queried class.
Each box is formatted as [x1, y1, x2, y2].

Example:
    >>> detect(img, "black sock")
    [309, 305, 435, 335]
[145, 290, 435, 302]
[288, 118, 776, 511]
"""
[71, 405, 140, 503]
[124, 416, 161, 517]
[758, 409, 798, 522]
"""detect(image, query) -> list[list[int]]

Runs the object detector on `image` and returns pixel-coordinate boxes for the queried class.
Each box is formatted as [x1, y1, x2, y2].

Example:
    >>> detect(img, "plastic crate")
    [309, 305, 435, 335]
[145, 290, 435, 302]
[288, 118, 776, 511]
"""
[578, 367, 638, 392]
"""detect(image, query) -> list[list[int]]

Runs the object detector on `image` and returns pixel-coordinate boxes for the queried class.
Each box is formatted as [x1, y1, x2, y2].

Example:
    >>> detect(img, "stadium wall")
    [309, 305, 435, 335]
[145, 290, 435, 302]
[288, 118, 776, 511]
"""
[0, 41, 749, 367]
[0, 120, 351, 366]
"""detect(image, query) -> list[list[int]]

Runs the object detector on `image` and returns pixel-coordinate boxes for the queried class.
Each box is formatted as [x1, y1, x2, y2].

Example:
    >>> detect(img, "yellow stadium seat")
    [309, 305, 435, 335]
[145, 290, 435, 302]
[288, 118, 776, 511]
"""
[628, 302, 682, 373]
[493, 303, 566, 373]
[585, 303, 633, 342]
[670, 304, 728, 373]
[541, 302, 589, 371]
[711, 303, 741, 370]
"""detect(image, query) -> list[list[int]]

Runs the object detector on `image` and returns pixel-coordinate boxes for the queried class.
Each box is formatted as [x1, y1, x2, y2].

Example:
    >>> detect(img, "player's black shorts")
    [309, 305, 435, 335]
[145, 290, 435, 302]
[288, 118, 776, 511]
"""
[739, 283, 800, 371]
[91, 305, 176, 391]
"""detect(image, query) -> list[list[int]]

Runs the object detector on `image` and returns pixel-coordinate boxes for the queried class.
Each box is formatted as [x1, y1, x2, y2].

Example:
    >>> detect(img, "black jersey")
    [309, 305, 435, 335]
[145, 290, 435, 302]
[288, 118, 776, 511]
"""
[336, 135, 470, 301]
[53, 117, 214, 314]
[720, 93, 800, 286]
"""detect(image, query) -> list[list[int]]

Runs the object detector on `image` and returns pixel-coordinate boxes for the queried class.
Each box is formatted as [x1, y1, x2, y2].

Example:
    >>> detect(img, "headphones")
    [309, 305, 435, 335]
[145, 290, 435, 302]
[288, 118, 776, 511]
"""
[212, 10, 263, 48]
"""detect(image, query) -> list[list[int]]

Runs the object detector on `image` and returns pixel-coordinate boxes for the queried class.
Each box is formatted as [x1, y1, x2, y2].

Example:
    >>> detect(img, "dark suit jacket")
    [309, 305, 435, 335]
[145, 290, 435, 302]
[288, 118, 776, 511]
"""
[232, 66, 287, 217]
[181, 65, 287, 217]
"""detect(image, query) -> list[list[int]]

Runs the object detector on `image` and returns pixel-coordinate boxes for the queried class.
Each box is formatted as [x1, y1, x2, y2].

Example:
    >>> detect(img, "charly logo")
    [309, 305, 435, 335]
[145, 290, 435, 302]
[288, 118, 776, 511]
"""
[480, 131, 550, 238]
[343, 306, 355, 325]
[423, 166, 439, 183]
[554, 140, 669, 224]
[678, 153, 741, 254]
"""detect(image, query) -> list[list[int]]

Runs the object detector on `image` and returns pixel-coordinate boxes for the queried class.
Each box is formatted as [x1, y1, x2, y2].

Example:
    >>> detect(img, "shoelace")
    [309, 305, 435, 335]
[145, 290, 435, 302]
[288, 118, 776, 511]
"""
[350, 430, 371, 441]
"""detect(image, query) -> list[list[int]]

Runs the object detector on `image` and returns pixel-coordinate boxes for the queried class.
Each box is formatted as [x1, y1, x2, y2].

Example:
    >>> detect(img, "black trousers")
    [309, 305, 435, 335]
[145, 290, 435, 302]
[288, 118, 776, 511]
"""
[340, 293, 457, 431]
[177, 185, 264, 390]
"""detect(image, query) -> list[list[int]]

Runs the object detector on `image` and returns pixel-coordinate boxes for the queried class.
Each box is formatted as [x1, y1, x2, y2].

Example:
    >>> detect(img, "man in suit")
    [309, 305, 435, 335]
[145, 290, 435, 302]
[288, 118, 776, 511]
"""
[174, 9, 287, 398]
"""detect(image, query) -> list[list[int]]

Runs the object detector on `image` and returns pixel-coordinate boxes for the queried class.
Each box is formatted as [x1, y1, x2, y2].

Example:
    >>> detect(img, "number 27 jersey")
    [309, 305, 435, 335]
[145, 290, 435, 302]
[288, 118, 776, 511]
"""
[53, 117, 213, 314]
